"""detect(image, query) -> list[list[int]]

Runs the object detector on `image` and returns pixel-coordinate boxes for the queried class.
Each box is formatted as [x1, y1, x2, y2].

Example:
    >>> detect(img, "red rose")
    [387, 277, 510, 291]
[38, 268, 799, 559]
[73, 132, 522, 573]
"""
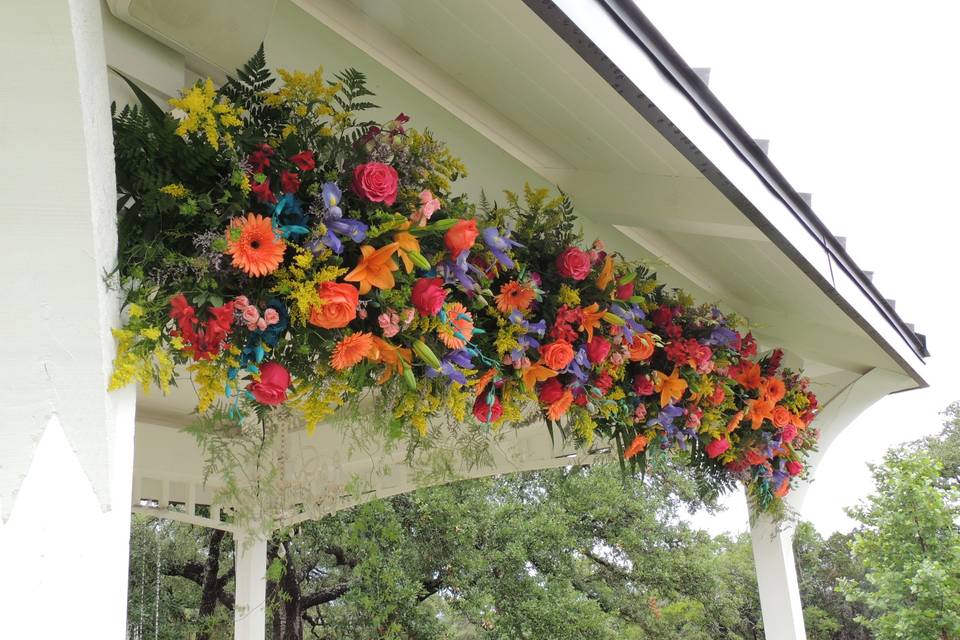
[651, 306, 674, 327]
[786, 460, 803, 476]
[725, 459, 750, 473]
[289, 150, 315, 171]
[248, 362, 291, 405]
[538, 378, 565, 405]
[633, 374, 654, 396]
[585, 336, 611, 364]
[594, 372, 613, 394]
[352, 162, 399, 206]
[444, 219, 479, 258]
[704, 437, 730, 459]
[473, 394, 503, 423]
[280, 170, 300, 194]
[556, 247, 592, 280]
[411, 278, 448, 316]
[615, 281, 635, 300]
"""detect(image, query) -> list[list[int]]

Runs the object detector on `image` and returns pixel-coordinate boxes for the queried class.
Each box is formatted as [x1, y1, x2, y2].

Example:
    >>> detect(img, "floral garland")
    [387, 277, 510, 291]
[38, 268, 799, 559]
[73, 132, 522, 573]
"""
[109, 49, 818, 514]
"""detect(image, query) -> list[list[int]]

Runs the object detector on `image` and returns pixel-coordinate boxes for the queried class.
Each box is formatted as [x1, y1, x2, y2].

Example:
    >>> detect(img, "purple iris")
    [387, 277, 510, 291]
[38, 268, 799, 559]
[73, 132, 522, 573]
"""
[706, 326, 738, 347]
[321, 182, 343, 218]
[610, 303, 645, 342]
[328, 218, 367, 242]
[481, 227, 523, 269]
[425, 349, 475, 384]
[441, 251, 484, 291]
[566, 347, 591, 383]
[315, 182, 367, 255]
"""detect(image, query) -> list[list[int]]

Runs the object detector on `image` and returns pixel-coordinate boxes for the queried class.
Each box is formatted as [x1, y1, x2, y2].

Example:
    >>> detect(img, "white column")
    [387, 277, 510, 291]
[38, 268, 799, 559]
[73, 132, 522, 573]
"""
[750, 367, 913, 639]
[0, 0, 136, 638]
[234, 533, 268, 640]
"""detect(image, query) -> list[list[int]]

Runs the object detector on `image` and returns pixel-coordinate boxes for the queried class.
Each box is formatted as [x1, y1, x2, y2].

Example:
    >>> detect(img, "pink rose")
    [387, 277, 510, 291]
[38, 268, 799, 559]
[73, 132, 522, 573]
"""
[633, 374, 654, 396]
[248, 362, 291, 405]
[411, 278, 448, 316]
[233, 295, 249, 310]
[585, 336, 611, 364]
[556, 247, 592, 280]
[786, 461, 803, 476]
[781, 423, 798, 444]
[705, 437, 730, 459]
[242, 305, 260, 327]
[378, 311, 400, 338]
[352, 162, 399, 206]
[615, 281, 635, 300]
[263, 308, 280, 326]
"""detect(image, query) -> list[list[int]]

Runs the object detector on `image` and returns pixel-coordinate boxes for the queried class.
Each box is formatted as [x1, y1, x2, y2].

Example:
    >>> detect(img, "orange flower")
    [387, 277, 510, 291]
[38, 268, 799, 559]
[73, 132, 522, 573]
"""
[344, 243, 400, 294]
[522, 360, 558, 392]
[771, 405, 792, 428]
[541, 340, 575, 370]
[746, 398, 775, 430]
[495, 281, 535, 313]
[629, 333, 656, 361]
[225, 213, 285, 276]
[547, 388, 574, 421]
[330, 332, 374, 371]
[393, 226, 421, 274]
[369, 336, 411, 383]
[444, 219, 479, 257]
[309, 282, 359, 329]
[624, 433, 649, 460]
[731, 362, 761, 390]
[597, 255, 615, 290]
[759, 376, 786, 403]
[774, 478, 791, 498]
[652, 367, 688, 407]
[726, 410, 745, 433]
[579, 303, 605, 342]
[474, 368, 496, 398]
[437, 302, 474, 349]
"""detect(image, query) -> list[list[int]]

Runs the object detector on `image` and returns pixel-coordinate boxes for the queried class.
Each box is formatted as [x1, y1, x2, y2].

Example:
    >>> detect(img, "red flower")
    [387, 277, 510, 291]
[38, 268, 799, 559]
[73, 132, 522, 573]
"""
[651, 306, 674, 327]
[248, 144, 274, 172]
[585, 336, 611, 364]
[594, 371, 613, 394]
[709, 385, 725, 405]
[289, 150, 315, 171]
[411, 278, 448, 316]
[615, 281, 634, 300]
[248, 362, 291, 405]
[745, 449, 768, 466]
[538, 378, 565, 405]
[704, 437, 730, 459]
[250, 177, 276, 204]
[725, 459, 750, 473]
[781, 423, 798, 444]
[444, 219, 479, 258]
[555, 247, 591, 280]
[740, 332, 758, 358]
[473, 394, 503, 423]
[786, 461, 803, 476]
[352, 162, 399, 206]
[168, 294, 234, 360]
[633, 374, 654, 396]
[280, 170, 300, 194]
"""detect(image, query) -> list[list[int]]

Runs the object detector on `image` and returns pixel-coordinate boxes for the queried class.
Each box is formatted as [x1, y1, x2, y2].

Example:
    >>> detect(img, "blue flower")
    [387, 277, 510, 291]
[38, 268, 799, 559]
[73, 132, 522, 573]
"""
[706, 326, 738, 347]
[481, 227, 523, 269]
[425, 349, 475, 384]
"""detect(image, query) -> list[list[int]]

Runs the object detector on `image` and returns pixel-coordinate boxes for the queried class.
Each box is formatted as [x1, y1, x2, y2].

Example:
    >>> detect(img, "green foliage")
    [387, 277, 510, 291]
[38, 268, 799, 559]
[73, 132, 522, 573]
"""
[839, 450, 960, 640]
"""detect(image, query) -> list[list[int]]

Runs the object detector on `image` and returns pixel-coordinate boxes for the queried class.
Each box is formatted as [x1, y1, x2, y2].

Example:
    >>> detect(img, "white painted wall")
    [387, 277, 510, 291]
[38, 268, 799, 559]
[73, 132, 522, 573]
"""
[0, 0, 136, 636]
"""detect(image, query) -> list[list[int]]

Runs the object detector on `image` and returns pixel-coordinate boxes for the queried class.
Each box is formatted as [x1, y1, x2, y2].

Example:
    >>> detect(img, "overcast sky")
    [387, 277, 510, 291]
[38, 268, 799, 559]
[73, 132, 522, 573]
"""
[637, 1, 959, 534]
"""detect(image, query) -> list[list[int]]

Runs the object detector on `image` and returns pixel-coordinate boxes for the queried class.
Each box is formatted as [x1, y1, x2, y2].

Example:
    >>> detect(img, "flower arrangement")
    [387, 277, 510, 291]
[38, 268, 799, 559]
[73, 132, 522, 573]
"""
[109, 48, 818, 514]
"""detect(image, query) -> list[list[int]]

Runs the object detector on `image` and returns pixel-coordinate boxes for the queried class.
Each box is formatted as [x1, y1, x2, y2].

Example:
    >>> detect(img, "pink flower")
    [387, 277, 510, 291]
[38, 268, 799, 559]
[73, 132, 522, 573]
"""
[242, 305, 260, 328]
[263, 308, 280, 326]
[705, 437, 730, 459]
[400, 307, 415, 327]
[473, 394, 503, 423]
[615, 281, 635, 300]
[634, 404, 647, 422]
[411, 278, 448, 316]
[786, 461, 803, 476]
[256, 318, 267, 331]
[633, 374, 654, 396]
[233, 295, 249, 310]
[248, 362, 291, 405]
[555, 247, 592, 280]
[378, 311, 400, 338]
[781, 423, 798, 444]
[352, 162, 399, 206]
[412, 190, 441, 226]
[585, 336, 611, 364]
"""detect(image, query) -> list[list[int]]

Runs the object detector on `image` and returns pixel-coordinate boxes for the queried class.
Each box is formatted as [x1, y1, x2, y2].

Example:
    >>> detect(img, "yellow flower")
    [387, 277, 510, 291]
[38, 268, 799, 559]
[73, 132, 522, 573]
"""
[168, 78, 242, 150]
[127, 304, 145, 319]
[159, 183, 189, 199]
[139, 327, 161, 341]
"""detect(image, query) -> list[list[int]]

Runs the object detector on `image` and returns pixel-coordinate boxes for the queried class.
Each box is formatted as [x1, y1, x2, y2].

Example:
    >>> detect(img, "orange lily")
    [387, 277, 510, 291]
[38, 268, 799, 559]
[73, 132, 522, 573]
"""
[579, 303, 606, 342]
[369, 336, 412, 383]
[746, 398, 775, 430]
[344, 242, 400, 294]
[652, 367, 688, 407]
[522, 360, 558, 392]
[474, 368, 496, 398]
[393, 224, 422, 274]
[597, 255, 614, 290]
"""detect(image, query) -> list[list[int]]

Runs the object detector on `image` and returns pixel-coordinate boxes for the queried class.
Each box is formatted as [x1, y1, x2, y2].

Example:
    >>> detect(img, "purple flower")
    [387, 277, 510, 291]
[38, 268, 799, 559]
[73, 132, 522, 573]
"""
[706, 326, 738, 347]
[441, 251, 483, 291]
[481, 227, 523, 269]
[425, 349, 475, 385]
[321, 182, 343, 218]
[328, 218, 368, 243]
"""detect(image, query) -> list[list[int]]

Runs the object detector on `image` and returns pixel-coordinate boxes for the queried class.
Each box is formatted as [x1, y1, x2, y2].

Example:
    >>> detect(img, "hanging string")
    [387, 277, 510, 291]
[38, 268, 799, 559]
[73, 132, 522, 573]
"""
[154, 520, 161, 640]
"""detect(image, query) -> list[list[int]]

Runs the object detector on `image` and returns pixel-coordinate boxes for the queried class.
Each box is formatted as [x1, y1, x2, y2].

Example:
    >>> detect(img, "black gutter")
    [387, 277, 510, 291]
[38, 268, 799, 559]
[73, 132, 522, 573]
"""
[522, 0, 929, 381]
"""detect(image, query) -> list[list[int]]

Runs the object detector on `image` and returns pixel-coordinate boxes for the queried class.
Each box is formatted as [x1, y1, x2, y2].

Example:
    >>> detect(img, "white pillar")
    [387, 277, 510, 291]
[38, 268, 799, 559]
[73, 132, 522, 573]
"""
[234, 533, 268, 640]
[750, 367, 914, 639]
[0, 0, 136, 637]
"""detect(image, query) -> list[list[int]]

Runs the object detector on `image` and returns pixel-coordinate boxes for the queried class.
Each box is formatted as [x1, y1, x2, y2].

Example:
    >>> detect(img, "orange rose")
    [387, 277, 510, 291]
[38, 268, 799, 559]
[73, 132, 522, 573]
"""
[772, 405, 792, 428]
[309, 282, 359, 329]
[629, 333, 656, 361]
[540, 340, 575, 370]
[444, 219, 479, 257]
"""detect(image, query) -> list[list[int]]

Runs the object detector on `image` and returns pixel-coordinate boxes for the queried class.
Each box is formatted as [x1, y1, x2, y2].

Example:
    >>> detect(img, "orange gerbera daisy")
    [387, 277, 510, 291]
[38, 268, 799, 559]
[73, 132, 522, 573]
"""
[225, 213, 285, 276]
[437, 302, 474, 349]
[547, 388, 574, 421]
[759, 376, 786, 403]
[330, 332, 374, 371]
[495, 281, 535, 313]
[344, 242, 400, 294]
